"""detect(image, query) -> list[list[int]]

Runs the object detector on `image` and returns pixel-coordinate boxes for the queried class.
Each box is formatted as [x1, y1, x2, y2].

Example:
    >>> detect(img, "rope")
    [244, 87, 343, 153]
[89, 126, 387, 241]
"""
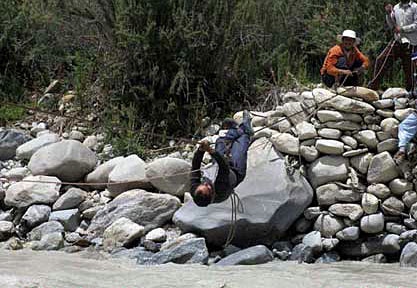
[0, 168, 205, 187]
[223, 191, 244, 247]
[368, 39, 396, 88]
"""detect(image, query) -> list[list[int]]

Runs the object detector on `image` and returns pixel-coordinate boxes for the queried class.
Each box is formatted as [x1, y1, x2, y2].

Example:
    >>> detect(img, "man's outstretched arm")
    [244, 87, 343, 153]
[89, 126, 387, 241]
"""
[191, 149, 204, 193]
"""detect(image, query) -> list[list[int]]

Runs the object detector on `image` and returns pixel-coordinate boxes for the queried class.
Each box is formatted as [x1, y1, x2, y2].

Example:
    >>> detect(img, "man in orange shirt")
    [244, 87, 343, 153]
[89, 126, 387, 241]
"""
[321, 30, 369, 88]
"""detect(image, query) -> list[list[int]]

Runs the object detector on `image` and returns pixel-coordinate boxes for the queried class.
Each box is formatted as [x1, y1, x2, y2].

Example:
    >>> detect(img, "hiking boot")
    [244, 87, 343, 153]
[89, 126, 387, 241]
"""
[242, 110, 254, 136]
[394, 150, 406, 165]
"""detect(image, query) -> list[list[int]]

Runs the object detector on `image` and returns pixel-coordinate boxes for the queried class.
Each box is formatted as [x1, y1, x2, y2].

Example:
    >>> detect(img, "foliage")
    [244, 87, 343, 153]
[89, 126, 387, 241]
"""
[0, 105, 26, 126]
[0, 0, 402, 141]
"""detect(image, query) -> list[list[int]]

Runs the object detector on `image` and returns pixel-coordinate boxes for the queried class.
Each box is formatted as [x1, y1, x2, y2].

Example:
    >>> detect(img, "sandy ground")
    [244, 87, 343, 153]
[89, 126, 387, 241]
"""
[0, 249, 416, 288]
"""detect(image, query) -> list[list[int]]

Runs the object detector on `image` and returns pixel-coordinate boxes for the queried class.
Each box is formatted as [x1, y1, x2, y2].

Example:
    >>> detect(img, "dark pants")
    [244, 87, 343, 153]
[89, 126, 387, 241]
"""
[322, 57, 363, 88]
[369, 42, 415, 92]
[215, 120, 251, 185]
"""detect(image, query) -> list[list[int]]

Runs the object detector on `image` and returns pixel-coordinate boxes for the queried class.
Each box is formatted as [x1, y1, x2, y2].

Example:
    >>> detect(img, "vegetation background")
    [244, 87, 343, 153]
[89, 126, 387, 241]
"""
[0, 0, 402, 153]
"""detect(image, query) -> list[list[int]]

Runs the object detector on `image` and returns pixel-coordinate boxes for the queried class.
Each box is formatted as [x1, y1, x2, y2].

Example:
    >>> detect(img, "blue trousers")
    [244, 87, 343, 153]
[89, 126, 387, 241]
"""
[215, 119, 251, 184]
[398, 112, 417, 151]
[322, 57, 363, 88]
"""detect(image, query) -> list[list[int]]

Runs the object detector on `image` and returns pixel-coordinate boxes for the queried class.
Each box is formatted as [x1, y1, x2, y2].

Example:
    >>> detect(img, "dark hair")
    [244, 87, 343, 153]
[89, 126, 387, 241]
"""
[222, 118, 238, 129]
[193, 186, 213, 207]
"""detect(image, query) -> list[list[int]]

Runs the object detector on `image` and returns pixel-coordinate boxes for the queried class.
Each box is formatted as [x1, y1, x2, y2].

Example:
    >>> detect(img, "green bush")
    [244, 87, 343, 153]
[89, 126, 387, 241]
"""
[0, 0, 401, 139]
[0, 105, 26, 125]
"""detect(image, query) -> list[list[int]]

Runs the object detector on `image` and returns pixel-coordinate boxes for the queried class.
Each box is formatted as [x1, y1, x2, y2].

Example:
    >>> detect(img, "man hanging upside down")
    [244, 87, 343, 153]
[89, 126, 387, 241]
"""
[190, 111, 253, 207]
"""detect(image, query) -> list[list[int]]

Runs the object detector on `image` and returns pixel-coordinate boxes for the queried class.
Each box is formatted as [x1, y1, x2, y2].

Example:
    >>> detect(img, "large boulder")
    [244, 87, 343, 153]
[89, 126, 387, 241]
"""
[173, 137, 313, 247]
[87, 189, 181, 239]
[107, 155, 150, 197]
[28, 140, 97, 182]
[0, 129, 31, 160]
[145, 157, 191, 196]
[85, 157, 125, 189]
[16, 133, 60, 160]
[5, 176, 61, 208]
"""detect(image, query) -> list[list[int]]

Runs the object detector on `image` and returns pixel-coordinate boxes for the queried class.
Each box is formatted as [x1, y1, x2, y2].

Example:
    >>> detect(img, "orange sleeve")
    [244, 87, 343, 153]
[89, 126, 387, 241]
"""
[356, 49, 369, 69]
[321, 46, 342, 77]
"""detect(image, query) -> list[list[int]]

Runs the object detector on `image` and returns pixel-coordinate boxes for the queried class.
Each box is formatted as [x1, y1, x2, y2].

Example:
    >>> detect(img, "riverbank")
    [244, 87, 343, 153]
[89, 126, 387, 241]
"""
[0, 249, 415, 288]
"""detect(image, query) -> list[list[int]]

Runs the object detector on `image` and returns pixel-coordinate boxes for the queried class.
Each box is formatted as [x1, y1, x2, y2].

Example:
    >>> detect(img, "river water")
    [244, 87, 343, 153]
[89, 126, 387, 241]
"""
[0, 250, 416, 288]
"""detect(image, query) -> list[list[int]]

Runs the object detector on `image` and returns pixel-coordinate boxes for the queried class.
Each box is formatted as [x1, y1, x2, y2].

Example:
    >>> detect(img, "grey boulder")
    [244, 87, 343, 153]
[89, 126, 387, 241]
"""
[145, 157, 191, 196]
[87, 189, 181, 239]
[367, 152, 399, 183]
[137, 237, 209, 265]
[49, 209, 81, 232]
[216, 245, 273, 266]
[103, 217, 145, 252]
[21, 205, 51, 229]
[52, 187, 87, 211]
[27, 221, 64, 241]
[107, 155, 149, 197]
[5, 176, 61, 208]
[85, 156, 125, 189]
[31, 232, 64, 251]
[400, 242, 417, 267]
[173, 138, 313, 247]
[307, 156, 349, 188]
[16, 133, 59, 160]
[28, 140, 97, 182]
[0, 129, 31, 160]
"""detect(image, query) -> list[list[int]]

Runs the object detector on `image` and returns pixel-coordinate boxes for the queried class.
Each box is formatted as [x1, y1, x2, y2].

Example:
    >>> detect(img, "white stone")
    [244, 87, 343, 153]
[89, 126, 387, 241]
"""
[315, 139, 344, 155]
[16, 133, 60, 160]
[389, 179, 413, 196]
[360, 213, 384, 234]
[28, 140, 97, 182]
[5, 175, 61, 208]
[367, 183, 391, 200]
[296, 122, 317, 140]
[300, 145, 319, 162]
[362, 193, 379, 214]
[329, 204, 363, 221]
[270, 133, 299, 155]
[354, 130, 378, 150]
[145, 228, 167, 242]
[314, 214, 345, 237]
[318, 128, 342, 139]
[308, 156, 349, 188]
[103, 217, 145, 252]
[107, 155, 149, 197]
[341, 135, 358, 149]
[367, 152, 399, 184]
[145, 157, 191, 196]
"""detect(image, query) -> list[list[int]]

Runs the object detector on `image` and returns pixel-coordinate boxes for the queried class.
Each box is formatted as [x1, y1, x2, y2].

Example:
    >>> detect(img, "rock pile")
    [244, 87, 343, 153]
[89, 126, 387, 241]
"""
[1, 85, 417, 267]
[244, 86, 417, 264]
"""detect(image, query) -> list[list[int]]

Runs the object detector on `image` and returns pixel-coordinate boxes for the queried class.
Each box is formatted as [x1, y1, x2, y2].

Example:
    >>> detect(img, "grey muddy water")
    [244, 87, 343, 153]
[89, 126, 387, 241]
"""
[0, 250, 416, 288]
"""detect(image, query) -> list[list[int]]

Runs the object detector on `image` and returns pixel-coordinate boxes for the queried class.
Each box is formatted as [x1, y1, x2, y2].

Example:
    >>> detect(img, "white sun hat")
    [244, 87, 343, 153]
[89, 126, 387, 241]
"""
[337, 29, 361, 45]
